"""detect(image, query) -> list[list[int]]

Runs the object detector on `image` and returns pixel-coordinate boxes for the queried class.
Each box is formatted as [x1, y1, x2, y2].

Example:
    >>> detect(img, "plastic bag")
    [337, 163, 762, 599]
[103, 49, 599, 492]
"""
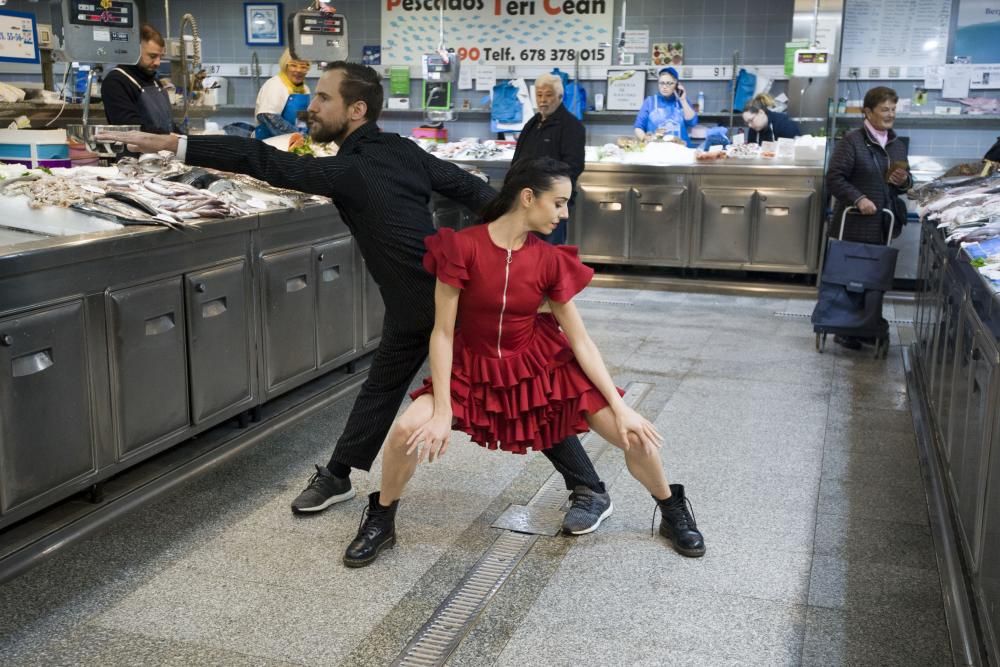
[550, 68, 585, 119]
[698, 126, 731, 152]
[491, 81, 522, 124]
[730, 68, 757, 112]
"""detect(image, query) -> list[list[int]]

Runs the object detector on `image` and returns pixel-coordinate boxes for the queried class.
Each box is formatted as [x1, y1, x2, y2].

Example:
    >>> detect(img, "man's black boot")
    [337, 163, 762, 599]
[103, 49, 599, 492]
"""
[656, 484, 706, 558]
[343, 491, 398, 568]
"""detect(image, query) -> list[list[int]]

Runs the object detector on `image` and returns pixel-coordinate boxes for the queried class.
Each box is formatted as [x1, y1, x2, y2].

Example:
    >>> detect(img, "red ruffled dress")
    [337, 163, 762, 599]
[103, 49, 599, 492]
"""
[410, 224, 622, 454]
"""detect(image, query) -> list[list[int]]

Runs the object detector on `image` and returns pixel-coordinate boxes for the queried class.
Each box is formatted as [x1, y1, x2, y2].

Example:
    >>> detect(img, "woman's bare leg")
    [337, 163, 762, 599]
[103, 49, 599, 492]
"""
[380, 394, 436, 505]
[585, 406, 671, 500]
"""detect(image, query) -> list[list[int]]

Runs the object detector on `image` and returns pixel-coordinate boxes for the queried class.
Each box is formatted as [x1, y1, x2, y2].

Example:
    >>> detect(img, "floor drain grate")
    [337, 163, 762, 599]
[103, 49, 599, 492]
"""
[392, 532, 536, 667]
[390, 382, 652, 666]
[773, 311, 914, 325]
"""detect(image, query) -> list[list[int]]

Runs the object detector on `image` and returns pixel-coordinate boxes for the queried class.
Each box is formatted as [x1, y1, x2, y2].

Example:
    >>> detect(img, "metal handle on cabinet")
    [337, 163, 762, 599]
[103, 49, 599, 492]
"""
[632, 188, 642, 199]
[286, 275, 308, 292]
[759, 195, 768, 202]
[765, 207, 790, 216]
[0, 334, 11, 347]
[720, 206, 745, 215]
[195, 282, 206, 293]
[144, 314, 175, 336]
[317, 253, 325, 262]
[12, 349, 53, 377]
[599, 202, 623, 211]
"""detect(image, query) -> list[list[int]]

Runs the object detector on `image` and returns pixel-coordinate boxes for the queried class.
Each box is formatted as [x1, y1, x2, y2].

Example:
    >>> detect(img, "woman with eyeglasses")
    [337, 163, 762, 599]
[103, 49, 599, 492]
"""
[633, 67, 698, 146]
[741, 93, 801, 144]
[254, 49, 312, 140]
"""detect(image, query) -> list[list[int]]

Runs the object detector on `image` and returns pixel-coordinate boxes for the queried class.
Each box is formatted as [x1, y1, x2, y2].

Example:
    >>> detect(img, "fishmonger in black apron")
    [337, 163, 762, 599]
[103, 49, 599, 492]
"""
[109, 67, 173, 134]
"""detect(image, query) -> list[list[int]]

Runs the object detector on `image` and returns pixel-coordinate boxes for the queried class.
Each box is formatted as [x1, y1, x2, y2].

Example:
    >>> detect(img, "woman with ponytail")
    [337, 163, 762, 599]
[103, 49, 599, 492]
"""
[342, 157, 706, 568]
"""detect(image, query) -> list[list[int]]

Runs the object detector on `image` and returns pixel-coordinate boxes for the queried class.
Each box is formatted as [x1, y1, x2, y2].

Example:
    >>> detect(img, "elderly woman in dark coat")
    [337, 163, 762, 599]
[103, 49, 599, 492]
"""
[825, 86, 911, 349]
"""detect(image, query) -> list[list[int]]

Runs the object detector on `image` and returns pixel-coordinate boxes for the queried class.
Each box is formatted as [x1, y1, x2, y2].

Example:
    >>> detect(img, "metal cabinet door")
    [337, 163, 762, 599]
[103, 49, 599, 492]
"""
[919, 249, 946, 370]
[752, 189, 814, 267]
[261, 247, 317, 391]
[976, 400, 1000, 654]
[315, 238, 357, 367]
[362, 257, 384, 350]
[913, 227, 931, 354]
[108, 278, 189, 458]
[953, 323, 999, 573]
[929, 268, 963, 421]
[185, 260, 252, 424]
[935, 276, 966, 448]
[0, 301, 96, 512]
[630, 185, 687, 263]
[946, 313, 975, 466]
[576, 184, 629, 259]
[696, 188, 755, 264]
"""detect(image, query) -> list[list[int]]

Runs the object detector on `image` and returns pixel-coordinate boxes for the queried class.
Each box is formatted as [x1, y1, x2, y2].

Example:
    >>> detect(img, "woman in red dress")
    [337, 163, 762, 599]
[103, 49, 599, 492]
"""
[344, 158, 705, 567]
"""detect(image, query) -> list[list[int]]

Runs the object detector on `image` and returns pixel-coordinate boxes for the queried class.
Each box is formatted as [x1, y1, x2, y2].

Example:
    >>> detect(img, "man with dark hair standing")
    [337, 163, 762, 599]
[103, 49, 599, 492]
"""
[101, 24, 174, 134]
[99, 62, 613, 536]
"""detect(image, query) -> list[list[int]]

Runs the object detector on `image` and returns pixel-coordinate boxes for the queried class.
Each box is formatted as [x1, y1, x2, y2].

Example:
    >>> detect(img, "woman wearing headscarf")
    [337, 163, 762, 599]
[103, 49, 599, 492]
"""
[633, 67, 698, 147]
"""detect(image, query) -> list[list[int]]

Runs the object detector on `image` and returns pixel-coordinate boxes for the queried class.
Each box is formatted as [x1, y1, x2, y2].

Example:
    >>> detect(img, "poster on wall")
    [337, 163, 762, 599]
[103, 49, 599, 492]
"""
[955, 0, 1000, 63]
[0, 10, 39, 64]
[841, 0, 951, 68]
[381, 1, 613, 70]
[605, 68, 644, 110]
[651, 42, 683, 66]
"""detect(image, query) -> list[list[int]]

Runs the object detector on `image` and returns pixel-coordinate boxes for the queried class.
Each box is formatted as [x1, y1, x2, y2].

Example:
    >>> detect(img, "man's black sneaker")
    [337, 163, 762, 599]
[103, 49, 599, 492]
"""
[290, 464, 355, 514]
[343, 491, 398, 568]
[562, 485, 614, 535]
[656, 484, 706, 558]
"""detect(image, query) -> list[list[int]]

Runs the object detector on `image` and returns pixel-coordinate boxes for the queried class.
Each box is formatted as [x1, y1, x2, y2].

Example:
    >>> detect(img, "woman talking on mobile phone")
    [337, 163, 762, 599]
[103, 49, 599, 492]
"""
[633, 67, 698, 147]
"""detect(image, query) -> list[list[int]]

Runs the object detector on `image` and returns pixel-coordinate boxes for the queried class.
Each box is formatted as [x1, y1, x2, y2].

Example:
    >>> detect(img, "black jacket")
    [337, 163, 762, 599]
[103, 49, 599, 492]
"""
[827, 126, 911, 243]
[511, 104, 586, 204]
[746, 109, 800, 144]
[184, 123, 496, 329]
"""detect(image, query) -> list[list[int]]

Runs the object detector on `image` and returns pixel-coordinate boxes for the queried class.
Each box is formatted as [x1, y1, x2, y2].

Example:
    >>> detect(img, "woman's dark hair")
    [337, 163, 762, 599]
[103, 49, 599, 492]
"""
[863, 86, 898, 111]
[481, 158, 573, 222]
[323, 61, 384, 122]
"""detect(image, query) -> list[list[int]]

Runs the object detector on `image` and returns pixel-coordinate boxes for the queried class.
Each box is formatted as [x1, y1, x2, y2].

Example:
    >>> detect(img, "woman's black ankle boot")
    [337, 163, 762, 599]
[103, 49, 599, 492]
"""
[344, 491, 398, 567]
[656, 484, 706, 558]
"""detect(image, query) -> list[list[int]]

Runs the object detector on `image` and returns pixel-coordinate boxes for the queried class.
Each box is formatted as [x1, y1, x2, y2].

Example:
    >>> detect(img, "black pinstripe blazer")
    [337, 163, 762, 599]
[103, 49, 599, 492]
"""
[185, 123, 496, 329]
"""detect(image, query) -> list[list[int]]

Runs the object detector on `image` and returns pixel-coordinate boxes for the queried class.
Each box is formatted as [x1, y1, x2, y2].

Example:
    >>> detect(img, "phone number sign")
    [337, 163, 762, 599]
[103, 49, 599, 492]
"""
[382, 0, 612, 68]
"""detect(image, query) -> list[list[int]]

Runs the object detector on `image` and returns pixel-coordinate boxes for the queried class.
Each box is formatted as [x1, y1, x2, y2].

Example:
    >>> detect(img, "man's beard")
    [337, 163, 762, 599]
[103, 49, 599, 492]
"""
[309, 118, 347, 145]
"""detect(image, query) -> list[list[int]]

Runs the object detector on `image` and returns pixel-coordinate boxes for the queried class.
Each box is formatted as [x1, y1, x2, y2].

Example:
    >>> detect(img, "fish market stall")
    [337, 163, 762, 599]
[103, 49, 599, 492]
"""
[909, 166, 1000, 660]
[0, 156, 381, 530]
[428, 138, 825, 273]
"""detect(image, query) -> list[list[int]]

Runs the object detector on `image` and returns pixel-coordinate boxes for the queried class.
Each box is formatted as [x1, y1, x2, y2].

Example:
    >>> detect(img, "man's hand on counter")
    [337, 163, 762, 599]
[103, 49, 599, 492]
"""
[94, 131, 180, 156]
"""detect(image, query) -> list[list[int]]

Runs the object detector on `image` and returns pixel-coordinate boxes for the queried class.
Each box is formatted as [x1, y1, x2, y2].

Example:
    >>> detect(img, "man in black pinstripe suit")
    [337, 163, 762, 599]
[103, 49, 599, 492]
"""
[100, 62, 614, 535]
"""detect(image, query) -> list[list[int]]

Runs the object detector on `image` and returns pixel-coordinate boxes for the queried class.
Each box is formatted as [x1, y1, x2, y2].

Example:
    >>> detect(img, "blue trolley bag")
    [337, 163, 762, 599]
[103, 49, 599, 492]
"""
[811, 206, 898, 358]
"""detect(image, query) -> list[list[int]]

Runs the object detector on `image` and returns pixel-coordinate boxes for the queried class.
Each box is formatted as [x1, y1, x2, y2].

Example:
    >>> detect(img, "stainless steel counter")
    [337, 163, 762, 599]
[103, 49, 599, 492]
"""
[0, 203, 382, 530]
[912, 221, 1000, 660]
[440, 158, 826, 273]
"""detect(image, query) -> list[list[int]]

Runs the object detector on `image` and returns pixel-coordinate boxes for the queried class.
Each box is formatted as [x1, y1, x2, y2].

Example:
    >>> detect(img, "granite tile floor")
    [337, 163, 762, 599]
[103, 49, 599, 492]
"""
[0, 287, 952, 666]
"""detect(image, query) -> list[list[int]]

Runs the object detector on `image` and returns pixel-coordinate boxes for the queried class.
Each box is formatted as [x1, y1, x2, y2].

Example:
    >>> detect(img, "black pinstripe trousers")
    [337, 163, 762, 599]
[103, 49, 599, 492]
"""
[326, 314, 604, 492]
